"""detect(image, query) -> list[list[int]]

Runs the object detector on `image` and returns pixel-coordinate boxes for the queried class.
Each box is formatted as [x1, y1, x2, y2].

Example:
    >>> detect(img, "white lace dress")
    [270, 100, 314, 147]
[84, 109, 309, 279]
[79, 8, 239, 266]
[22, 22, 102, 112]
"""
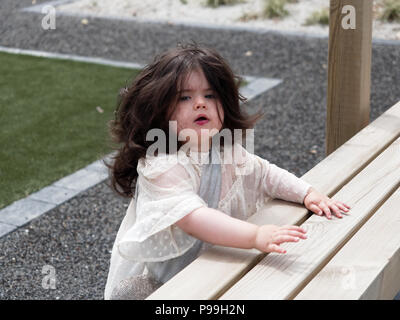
[104, 143, 312, 299]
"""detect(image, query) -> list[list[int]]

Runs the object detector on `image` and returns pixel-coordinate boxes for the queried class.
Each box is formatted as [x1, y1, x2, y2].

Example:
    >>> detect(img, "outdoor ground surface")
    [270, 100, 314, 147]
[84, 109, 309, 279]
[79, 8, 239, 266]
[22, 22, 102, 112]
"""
[0, 0, 399, 299]
[58, 0, 400, 40]
[0, 51, 139, 210]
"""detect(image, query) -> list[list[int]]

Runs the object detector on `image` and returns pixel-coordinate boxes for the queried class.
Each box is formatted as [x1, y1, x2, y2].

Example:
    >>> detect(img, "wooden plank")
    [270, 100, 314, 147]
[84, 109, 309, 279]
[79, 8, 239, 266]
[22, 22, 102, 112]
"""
[295, 187, 400, 300]
[147, 101, 400, 300]
[326, 0, 373, 155]
[219, 137, 400, 300]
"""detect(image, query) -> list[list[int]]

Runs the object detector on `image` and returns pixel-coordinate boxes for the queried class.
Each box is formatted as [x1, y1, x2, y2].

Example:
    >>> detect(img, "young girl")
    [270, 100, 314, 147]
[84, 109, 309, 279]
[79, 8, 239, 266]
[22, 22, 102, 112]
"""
[104, 42, 351, 300]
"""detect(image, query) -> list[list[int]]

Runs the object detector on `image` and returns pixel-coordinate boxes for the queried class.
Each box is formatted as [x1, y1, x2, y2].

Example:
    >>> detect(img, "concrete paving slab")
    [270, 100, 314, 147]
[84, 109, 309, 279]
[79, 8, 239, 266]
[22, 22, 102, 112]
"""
[53, 168, 108, 191]
[29, 185, 81, 205]
[0, 222, 17, 238]
[0, 198, 56, 227]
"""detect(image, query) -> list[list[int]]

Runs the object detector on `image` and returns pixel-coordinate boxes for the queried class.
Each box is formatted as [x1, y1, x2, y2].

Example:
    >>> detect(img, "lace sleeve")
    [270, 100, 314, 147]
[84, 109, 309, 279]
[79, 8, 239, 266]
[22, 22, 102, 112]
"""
[117, 154, 208, 262]
[255, 156, 312, 203]
[236, 144, 312, 204]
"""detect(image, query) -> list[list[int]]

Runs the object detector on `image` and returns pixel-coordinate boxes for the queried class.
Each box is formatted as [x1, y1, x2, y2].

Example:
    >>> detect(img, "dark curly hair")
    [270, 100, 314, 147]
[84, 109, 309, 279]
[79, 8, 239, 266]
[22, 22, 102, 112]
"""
[104, 41, 265, 198]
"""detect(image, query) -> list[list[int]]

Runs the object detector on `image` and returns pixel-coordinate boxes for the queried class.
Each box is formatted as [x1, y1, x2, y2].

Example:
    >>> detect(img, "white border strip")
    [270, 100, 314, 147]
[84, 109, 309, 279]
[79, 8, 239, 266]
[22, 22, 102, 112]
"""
[22, 0, 77, 12]
[0, 155, 115, 235]
[0, 46, 145, 69]
[0, 47, 282, 238]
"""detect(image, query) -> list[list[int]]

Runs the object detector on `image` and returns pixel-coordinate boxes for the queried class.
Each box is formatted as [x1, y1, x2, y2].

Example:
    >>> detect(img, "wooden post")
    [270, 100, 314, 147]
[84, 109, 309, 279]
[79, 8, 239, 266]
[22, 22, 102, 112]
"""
[326, 0, 373, 156]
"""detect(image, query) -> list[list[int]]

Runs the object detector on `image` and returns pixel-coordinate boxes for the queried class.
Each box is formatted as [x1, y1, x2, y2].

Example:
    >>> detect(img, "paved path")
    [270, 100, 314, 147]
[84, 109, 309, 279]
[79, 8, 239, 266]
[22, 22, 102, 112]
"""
[0, 0, 399, 299]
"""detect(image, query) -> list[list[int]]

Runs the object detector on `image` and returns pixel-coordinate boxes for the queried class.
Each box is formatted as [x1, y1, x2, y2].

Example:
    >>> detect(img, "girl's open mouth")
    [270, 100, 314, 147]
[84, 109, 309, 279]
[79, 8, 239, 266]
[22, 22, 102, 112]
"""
[194, 116, 209, 125]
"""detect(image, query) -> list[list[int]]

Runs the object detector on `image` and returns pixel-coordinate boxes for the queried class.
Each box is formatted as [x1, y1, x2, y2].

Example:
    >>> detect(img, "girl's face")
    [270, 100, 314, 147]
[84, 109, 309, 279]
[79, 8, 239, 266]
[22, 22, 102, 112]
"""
[169, 68, 224, 151]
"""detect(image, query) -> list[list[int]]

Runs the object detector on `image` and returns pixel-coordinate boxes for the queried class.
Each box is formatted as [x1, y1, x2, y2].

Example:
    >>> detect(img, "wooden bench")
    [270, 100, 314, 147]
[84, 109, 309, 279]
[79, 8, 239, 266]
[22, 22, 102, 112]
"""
[147, 100, 400, 300]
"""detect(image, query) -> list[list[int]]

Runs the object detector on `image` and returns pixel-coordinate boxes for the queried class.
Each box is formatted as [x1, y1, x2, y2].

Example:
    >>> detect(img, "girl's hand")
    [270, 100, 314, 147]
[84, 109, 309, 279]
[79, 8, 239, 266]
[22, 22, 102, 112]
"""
[254, 224, 307, 254]
[304, 187, 351, 219]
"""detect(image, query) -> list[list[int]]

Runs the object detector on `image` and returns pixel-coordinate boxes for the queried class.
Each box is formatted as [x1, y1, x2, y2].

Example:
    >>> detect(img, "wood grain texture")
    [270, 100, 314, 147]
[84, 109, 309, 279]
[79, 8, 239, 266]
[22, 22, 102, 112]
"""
[147, 101, 400, 300]
[295, 187, 400, 300]
[326, 0, 373, 155]
[219, 138, 400, 300]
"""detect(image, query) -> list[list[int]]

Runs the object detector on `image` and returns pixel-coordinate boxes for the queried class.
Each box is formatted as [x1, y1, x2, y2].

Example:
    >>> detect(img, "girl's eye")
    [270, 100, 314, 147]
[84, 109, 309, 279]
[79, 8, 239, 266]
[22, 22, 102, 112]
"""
[179, 94, 215, 101]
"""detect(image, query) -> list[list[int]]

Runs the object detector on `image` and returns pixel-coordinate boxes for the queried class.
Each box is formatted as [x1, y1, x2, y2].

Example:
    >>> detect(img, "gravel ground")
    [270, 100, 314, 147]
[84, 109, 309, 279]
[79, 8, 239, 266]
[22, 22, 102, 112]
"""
[0, 0, 399, 299]
[57, 0, 400, 40]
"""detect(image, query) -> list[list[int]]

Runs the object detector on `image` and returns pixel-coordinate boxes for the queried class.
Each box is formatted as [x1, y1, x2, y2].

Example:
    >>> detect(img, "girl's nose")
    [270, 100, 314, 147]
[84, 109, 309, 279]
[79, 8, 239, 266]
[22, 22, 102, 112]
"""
[194, 96, 207, 110]
[194, 104, 206, 110]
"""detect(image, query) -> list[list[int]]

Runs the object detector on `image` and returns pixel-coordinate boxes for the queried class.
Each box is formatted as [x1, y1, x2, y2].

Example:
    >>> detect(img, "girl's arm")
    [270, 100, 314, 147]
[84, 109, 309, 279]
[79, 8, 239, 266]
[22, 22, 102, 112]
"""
[175, 206, 307, 254]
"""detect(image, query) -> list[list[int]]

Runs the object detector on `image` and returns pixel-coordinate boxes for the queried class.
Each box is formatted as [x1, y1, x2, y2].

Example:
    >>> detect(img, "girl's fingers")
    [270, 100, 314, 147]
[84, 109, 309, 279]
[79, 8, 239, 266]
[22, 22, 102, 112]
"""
[309, 201, 349, 220]
[281, 225, 307, 234]
[267, 244, 286, 254]
[320, 202, 332, 219]
[276, 230, 307, 239]
[343, 202, 351, 209]
[330, 203, 343, 218]
[274, 235, 301, 245]
[337, 202, 351, 212]
[309, 203, 322, 216]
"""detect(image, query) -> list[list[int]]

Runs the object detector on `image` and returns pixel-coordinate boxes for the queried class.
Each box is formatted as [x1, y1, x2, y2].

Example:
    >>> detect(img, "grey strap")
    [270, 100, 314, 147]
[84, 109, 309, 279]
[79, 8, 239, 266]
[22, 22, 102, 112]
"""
[198, 143, 222, 209]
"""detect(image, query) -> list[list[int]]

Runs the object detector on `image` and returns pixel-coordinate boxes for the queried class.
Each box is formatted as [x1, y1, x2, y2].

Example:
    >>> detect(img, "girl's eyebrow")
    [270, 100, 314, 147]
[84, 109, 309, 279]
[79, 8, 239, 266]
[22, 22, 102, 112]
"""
[178, 87, 213, 93]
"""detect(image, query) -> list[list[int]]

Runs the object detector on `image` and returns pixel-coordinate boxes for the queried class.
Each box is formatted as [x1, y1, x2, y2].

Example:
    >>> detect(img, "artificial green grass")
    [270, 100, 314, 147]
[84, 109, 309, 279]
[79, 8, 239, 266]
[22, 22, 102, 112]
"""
[0, 52, 139, 210]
